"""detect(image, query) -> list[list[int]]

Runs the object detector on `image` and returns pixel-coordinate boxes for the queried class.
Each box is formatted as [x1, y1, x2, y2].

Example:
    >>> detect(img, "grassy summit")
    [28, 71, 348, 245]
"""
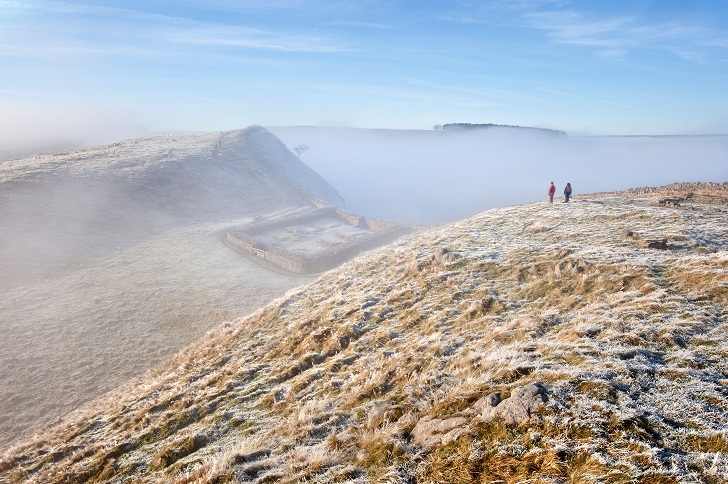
[1, 194, 726, 483]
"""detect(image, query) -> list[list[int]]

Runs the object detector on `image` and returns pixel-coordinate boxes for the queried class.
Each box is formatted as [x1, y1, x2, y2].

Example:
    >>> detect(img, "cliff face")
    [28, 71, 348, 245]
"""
[2, 195, 726, 483]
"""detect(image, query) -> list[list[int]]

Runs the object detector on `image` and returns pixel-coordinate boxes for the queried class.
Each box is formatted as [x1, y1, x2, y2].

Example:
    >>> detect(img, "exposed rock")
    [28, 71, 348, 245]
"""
[646, 239, 668, 250]
[553, 259, 589, 276]
[524, 222, 550, 234]
[433, 247, 462, 265]
[481, 382, 547, 426]
[473, 391, 502, 414]
[657, 197, 681, 207]
[411, 416, 468, 449]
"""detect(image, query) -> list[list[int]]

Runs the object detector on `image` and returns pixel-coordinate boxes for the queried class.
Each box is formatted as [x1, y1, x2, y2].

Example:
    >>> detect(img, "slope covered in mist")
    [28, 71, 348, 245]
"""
[0, 126, 342, 288]
[0, 127, 343, 449]
[2, 193, 726, 483]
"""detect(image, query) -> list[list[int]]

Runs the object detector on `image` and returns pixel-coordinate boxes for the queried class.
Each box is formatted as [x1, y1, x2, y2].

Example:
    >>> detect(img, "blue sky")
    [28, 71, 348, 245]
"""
[2, 0, 728, 146]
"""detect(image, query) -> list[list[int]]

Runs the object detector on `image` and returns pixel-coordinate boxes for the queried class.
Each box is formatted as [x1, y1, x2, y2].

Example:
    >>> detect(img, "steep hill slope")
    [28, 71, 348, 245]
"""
[2, 196, 726, 483]
[0, 127, 343, 449]
[0, 126, 343, 288]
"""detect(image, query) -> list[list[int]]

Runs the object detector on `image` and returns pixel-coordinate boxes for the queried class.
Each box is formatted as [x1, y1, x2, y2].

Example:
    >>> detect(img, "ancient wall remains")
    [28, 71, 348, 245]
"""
[226, 208, 413, 274]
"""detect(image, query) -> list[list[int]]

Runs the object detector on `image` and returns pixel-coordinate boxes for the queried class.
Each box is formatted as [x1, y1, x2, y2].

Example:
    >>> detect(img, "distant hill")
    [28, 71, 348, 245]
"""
[435, 123, 566, 135]
[2, 191, 726, 482]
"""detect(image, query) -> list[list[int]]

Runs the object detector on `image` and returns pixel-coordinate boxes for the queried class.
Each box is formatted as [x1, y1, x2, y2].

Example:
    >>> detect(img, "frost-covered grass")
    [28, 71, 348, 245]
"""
[0, 127, 341, 448]
[1, 197, 726, 483]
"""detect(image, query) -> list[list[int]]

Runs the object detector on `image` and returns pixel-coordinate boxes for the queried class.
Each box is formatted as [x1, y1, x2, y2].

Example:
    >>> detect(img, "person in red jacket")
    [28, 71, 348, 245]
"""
[547, 182, 556, 203]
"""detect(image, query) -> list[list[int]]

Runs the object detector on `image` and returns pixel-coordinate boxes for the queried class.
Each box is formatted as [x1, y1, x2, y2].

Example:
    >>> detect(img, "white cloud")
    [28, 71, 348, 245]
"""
[536, 88, 618, 106]
[441, 1, 728, 63]
[0, 0, 183, 23]
[167, 25, 348, 53]
[525, 10, 634, 47]
[327, 20, 396, 30]
[526, 7, 728, 63]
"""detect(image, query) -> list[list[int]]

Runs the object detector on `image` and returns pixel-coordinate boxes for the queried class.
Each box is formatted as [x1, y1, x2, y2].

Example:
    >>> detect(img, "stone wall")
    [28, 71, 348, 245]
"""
[227, 226, 412, 274]
[226, 208, 414, 274]
[581, 182, 728, 205]
[243, 207, 339, 236]
[334, 208, 368, 229]
[370, 219, 409, 233]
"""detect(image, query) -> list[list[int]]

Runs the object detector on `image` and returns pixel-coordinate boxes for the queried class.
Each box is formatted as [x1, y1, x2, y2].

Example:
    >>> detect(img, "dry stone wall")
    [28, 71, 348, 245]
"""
[581, 182, 728, 205]
[226, 209, 413, 274]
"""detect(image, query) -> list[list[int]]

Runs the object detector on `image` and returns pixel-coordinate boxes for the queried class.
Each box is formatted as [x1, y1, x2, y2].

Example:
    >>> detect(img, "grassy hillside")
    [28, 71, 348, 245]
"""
[0, 126, 343, 288]
[1, 195, 726, 483]
[0, 126, 343, 449]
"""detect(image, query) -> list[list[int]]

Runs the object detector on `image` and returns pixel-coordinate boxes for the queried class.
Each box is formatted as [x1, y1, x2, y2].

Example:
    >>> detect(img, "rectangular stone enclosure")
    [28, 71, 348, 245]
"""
[226, 207, 413, 274]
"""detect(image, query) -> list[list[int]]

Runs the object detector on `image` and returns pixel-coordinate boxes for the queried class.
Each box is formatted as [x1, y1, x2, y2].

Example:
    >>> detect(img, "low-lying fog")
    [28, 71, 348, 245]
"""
[269, 127, 728, 223]
[1, 125, 725, 450]
[0, 219, 313, 447]
[0, 128, 332, 449]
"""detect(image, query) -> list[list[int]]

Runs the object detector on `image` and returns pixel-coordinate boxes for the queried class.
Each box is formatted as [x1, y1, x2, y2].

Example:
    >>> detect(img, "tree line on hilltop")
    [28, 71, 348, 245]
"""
[434, 123, 566, 135]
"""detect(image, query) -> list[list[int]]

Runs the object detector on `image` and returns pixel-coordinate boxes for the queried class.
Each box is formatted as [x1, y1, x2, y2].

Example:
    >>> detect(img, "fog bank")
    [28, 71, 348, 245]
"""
[0, 127, 341, 448]
[270, 127, 728, 223]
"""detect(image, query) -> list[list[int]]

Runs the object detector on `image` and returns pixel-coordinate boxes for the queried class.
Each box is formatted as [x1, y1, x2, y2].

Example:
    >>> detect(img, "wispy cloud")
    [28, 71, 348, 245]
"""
[0, 0, 184, 24]
[525, 10, 635, 48]
[456, 101, 506, 108]
[440, 0, 728, 62]
[0, 2, 350, 59]
[167, 25, 348, 53]
[327, 20, 396, 30]
[536, 88, 619, 106]
[524, 7, 728, 62]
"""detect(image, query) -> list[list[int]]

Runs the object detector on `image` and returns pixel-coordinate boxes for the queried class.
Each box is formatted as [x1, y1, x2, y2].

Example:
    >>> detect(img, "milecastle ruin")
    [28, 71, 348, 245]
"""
[226, 206, 414, 274]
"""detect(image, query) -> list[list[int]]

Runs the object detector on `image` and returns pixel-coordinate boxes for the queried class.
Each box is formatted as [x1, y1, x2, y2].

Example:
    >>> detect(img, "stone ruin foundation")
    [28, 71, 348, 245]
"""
[226, 206, 414, 274]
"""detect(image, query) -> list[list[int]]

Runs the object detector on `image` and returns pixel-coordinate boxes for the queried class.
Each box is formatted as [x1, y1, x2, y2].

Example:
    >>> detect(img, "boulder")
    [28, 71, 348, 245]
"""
[411, 416, 468, 449]
[481, 382, 547, 426]
[433, 248, 462, 265]
[646, 239, 668, 250]
[473, 391, 502, 413]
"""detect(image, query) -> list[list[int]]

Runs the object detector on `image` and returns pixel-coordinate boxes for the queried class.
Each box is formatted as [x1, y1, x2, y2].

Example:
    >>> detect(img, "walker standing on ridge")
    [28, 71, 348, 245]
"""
[564, 183, 572, 203]
[548, 182, 556, 203]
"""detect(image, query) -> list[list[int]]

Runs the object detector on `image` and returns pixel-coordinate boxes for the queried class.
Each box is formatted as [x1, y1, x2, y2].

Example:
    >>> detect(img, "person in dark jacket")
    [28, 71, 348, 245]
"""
[564, 182, 572, 202]
[548, 182, 556, 203]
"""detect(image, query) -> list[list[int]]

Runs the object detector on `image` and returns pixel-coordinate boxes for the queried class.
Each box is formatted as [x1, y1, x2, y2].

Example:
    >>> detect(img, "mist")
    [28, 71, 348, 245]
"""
[0, 125, 725, 449]
[0, 127, 341, 449]
[0, 105, 149, 162]
[269, 127, 728, 223]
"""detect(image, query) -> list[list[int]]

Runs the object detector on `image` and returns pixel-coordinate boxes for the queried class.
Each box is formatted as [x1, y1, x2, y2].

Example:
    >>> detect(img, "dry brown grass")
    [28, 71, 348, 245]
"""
[415, 420, 591, 483]
[666, 255, 728, 306]
[2, 198, 727, 483]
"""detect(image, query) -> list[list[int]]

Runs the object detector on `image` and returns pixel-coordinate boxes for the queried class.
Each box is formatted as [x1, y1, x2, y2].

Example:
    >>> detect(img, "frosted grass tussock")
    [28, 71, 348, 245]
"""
[1, 195, 727, 483]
